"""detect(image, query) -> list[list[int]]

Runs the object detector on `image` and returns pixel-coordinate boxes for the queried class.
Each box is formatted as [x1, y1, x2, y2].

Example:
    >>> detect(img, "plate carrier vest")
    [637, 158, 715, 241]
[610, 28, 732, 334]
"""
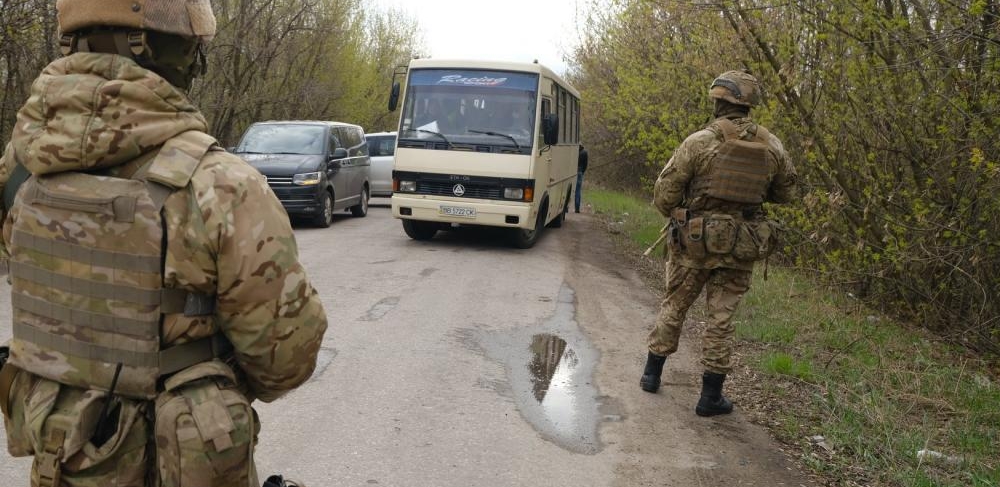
[7, 131, 228, 399]
[693, 118, 772, 205]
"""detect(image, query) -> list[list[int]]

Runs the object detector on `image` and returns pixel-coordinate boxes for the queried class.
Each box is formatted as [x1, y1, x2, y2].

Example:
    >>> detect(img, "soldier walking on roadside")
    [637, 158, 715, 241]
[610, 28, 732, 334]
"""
[0, 1, 328, 485]
[639, 70, 797, 416]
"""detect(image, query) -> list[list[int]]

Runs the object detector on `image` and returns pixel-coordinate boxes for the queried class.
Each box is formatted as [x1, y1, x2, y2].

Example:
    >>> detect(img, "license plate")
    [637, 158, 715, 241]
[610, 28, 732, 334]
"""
[439, 206, 476, 218]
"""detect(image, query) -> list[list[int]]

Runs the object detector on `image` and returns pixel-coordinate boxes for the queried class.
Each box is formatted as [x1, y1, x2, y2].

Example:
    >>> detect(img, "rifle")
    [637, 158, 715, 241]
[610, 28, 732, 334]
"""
[643, 224, 670, 256]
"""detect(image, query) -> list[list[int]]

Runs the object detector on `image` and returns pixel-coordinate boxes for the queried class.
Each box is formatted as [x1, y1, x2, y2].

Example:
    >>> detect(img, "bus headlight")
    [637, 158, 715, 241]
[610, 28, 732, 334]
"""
[293, 172, 322, 186]
[399, 181, 417, 192]
[503, 188, 524, 200]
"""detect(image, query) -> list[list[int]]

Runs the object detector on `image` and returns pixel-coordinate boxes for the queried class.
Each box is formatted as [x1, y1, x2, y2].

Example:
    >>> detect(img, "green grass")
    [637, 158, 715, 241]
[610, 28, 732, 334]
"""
[737, 268, 1000, 486]
[588, 187, 1000, 487]
[585, 188, 664, 249]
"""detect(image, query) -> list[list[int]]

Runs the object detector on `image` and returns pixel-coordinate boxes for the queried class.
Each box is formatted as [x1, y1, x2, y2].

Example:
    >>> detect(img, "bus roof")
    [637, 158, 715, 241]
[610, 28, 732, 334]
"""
[407, 58, 580, 99]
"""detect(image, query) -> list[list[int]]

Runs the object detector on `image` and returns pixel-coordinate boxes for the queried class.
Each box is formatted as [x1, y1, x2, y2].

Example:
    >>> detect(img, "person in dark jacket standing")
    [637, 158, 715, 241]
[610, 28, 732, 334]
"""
[575, 145, 589, 212]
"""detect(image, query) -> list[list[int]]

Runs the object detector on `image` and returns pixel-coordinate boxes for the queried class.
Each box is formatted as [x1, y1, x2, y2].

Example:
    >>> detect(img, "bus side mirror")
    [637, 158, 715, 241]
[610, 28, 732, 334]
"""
[543, 113, 559, 146]
[388, 82, 401, 111]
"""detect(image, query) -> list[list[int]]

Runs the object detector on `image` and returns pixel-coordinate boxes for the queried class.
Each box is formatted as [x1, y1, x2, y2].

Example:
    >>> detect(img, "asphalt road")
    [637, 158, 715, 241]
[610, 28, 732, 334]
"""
[0, 199, 816, 486]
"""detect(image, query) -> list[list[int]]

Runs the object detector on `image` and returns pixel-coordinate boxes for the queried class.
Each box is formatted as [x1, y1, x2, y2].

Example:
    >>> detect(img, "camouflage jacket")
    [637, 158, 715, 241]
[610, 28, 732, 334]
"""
[1, 53, 328, 401]
[652, 115, 797, 270]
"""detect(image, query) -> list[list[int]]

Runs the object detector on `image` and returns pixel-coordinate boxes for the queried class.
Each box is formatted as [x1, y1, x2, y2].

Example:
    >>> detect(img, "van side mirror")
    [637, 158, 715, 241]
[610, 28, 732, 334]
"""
[388, 82, 401, 111]
[331, 148, 348, 159]
[543, 113, 559, 146]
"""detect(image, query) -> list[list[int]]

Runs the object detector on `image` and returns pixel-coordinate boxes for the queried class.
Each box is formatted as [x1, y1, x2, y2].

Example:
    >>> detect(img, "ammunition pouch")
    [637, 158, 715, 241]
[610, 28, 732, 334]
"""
[155, 360, 258, 487]
[703, 215, 737, 254]
[671, 209, 778, 261]
[733, 220, 779, 261]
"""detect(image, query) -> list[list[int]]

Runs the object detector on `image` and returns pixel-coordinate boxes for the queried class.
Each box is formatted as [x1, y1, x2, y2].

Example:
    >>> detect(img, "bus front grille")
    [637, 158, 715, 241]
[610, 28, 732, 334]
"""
[418, 182, 501, 199]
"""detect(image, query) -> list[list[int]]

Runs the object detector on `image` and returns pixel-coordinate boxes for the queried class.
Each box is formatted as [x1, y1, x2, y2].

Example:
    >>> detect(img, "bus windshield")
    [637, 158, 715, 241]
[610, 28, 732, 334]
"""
[399, 69, 539, 153]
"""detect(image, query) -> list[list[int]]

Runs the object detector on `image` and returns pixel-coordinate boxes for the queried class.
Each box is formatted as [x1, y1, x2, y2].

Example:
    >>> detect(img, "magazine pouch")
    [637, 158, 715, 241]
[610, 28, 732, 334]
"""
[155, 360, 257, 487]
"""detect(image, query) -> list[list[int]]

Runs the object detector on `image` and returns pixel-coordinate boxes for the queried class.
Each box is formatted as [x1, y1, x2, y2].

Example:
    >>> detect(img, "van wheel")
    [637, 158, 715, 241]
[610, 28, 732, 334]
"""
[548, 194, 569, 228]
[402, 219, 437, 240]
[510, 201, 547, 249]
[313, 190, 334, 228]
[351, 187, 369, 217]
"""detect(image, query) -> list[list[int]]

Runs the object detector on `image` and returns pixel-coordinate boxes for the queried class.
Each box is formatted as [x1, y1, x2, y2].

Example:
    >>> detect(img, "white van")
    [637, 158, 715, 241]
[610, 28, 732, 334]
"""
[365, 131, 397, 197]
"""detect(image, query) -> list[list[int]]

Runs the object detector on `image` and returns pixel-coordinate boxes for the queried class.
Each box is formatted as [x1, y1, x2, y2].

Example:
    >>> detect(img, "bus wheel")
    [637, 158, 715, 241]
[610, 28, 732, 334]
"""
[510, 201, 547, 249]
[403, 219, 437, 240]
[548, 193, 570, 228]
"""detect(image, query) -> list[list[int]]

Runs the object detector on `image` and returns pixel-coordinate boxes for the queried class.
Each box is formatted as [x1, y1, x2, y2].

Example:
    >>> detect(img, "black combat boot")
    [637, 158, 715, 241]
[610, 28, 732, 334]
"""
[639, 352, 667, 393]
[695, 371, 734, 416]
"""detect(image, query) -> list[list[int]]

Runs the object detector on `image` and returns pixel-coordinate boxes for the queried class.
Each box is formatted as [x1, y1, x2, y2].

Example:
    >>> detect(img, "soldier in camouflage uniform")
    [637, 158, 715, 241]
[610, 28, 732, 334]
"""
[640, 71, 797, 416]
[0, 1, 328, 485]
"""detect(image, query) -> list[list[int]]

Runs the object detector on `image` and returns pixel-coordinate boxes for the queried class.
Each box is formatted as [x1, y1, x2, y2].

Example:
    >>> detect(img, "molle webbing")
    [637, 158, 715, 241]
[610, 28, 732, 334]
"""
[701, 119, 771, 205]
[7, 131, 221, 399]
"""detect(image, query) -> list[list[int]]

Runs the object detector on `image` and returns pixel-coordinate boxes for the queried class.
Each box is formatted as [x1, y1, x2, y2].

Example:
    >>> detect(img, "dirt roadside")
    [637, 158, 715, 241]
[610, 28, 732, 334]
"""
[560, 211, 821, 487]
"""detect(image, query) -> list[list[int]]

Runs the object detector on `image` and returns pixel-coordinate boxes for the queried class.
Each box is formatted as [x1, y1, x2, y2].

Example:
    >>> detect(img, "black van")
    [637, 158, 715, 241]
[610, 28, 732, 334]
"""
[234, 121, 371, 227]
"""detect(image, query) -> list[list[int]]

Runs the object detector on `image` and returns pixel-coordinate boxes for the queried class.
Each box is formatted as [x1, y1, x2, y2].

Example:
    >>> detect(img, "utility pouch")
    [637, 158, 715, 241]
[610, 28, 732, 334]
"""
[704, 215, 738, 255]
[733, 220, 778, 261]
[155, 360, 257, 487]
[683, 217, 707, 259]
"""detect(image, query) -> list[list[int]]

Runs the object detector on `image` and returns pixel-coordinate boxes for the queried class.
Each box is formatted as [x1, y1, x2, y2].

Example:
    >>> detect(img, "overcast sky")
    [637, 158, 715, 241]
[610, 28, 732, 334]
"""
[371, 0, 588, 76]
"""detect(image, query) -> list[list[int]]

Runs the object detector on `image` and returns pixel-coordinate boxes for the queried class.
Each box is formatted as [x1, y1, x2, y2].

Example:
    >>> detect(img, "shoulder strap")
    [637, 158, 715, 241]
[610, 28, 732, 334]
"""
[144, 130, 218, 190]
[751, 124, 771, 143]
[714, 118, 740, 142]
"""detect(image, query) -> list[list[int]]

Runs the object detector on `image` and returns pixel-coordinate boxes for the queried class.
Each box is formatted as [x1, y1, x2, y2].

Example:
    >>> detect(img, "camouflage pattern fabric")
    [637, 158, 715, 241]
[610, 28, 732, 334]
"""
[0, 144, 13, 271]
[648, 115, 796, 373]
[646, 263, 752, 374]
[652, 116, 797, 271]
[1, 52, 328, 485]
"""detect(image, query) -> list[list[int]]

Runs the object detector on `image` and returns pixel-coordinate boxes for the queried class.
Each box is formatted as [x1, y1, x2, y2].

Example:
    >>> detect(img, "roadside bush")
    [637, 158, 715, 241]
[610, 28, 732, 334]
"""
[570, 0, 1000, 354]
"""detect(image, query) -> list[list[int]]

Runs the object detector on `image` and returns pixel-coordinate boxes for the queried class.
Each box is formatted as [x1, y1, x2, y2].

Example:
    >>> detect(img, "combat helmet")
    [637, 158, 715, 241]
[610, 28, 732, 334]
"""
[56, 0, 217, 88]
[709, 70, 761, 107]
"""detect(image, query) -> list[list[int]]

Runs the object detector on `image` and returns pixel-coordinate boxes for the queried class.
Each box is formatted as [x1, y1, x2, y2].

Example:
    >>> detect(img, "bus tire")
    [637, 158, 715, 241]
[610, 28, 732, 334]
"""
[548, 193, 570, 228]
[510, 200, 547, 249]
[403, 219, 437, 240]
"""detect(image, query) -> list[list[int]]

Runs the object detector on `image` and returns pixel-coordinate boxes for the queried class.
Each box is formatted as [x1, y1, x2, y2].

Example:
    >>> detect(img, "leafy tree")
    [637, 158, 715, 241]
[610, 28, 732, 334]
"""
[571, 0, 1000, 354]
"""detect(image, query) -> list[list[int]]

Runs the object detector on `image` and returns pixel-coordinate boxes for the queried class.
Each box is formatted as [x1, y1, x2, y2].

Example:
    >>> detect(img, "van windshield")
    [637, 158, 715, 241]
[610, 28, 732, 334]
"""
[399, 69, 538, 153]
[236, 124, 326, 156]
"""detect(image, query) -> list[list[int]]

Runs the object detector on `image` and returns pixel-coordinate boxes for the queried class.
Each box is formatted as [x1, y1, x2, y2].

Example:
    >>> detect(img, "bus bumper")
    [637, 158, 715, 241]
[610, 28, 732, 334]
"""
[391, 195, 534, 229]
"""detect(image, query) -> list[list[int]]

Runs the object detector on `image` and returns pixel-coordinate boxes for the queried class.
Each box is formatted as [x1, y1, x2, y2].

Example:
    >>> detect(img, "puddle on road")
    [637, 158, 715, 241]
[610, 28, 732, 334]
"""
[475, 283, 603, 454]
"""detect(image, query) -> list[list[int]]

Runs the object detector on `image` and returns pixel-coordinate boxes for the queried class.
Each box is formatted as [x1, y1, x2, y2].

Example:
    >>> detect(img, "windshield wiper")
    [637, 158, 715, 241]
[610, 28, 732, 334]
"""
[403, 129, 453, 148]
[467, 129, 521, 151]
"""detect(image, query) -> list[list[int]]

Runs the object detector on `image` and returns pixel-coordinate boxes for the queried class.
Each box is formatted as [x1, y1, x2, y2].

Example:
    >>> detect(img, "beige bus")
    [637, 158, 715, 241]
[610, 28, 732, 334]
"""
[387, 59, 581, 248]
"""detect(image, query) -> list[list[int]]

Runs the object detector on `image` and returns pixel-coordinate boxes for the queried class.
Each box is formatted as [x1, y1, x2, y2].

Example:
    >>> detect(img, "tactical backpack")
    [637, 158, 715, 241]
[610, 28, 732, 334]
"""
[6, 131, 229, 400]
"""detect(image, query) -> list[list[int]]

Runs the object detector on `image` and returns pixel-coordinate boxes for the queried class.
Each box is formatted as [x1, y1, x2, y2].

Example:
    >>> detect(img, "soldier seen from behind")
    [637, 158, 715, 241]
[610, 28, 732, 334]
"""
[0, 0, 328, 485]
[640, 70, 797, 416]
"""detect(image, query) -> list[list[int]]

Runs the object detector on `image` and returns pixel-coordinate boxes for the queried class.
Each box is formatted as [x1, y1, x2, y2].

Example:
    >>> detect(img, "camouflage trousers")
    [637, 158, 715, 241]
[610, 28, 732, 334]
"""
[647, 262, 752, 374]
